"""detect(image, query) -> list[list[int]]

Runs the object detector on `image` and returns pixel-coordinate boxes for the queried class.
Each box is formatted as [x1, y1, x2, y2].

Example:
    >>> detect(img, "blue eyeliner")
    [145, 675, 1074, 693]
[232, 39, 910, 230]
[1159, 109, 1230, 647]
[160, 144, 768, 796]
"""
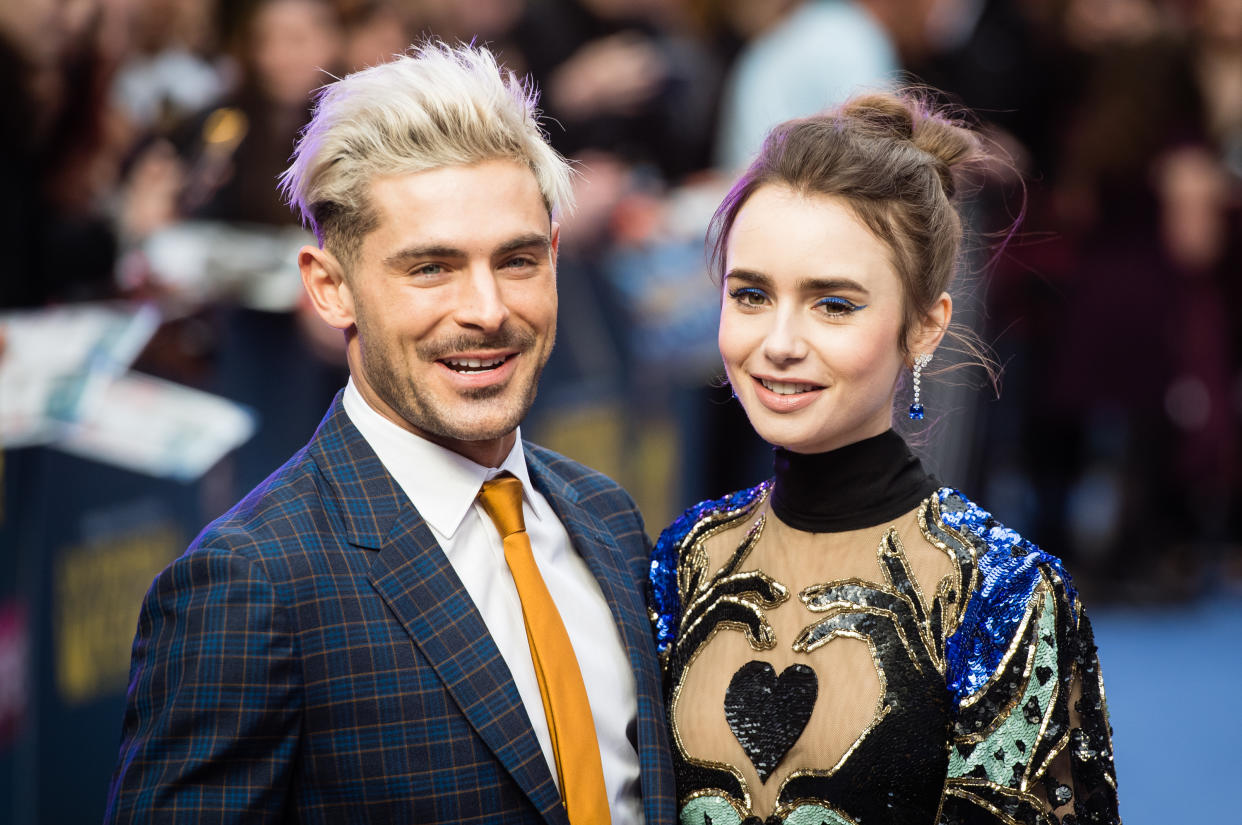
[815, 296, 867, 314]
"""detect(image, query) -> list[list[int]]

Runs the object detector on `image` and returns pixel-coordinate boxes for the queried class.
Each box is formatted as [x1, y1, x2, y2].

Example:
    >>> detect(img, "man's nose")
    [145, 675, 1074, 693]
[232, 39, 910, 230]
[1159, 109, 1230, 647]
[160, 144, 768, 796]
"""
[453, 265, 511, 332]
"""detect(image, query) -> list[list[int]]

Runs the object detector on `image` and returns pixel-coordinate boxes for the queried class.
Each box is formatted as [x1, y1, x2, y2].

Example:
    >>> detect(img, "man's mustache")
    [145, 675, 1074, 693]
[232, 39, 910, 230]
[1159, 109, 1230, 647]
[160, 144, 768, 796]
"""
[417, 327, 537, 361]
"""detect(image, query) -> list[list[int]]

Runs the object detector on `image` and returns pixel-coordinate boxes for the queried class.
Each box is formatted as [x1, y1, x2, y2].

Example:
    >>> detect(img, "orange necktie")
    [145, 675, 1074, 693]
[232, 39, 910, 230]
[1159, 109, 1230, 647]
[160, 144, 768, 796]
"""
[477, 474, 611, 824]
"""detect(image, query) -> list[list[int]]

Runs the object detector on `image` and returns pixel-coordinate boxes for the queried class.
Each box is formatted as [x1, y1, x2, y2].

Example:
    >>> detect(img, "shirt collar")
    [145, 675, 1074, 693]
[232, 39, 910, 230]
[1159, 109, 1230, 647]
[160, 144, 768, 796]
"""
[342, 377, 541, 539]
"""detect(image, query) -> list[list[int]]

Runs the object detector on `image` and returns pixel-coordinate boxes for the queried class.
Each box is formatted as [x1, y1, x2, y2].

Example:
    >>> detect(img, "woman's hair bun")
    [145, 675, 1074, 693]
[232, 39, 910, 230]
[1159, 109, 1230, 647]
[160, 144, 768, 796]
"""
[839, 93, 916, 141]
[840, 91, 981, 199]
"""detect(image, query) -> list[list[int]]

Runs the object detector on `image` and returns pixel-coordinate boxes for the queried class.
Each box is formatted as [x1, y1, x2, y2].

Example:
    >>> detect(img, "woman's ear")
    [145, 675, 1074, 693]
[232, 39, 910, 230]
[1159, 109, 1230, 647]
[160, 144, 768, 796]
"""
[299, 245, 355, 330]
[908, 291, 952, 361]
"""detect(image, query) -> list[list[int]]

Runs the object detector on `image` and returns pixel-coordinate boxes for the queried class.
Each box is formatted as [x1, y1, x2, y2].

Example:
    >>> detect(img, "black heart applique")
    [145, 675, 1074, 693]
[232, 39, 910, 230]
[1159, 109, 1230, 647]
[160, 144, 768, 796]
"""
[724, 660, 818, 783]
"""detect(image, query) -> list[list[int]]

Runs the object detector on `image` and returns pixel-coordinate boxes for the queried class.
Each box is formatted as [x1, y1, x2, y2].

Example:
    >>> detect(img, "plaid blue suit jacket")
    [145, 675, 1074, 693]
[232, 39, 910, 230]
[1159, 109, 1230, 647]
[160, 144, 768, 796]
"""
[105, 395, 676, 824]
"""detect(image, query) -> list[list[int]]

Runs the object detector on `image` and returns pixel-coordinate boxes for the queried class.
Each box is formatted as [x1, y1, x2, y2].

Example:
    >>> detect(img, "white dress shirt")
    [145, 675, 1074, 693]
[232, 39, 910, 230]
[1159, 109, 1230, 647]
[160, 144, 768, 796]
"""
[343, 380, 644, 824]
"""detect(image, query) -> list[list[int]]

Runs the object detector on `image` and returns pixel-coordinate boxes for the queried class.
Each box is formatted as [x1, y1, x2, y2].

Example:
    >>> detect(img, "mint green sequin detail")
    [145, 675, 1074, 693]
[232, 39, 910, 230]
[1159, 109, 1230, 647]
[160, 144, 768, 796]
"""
[947, 590, 1058, 786]
[678, 797, 859, 825]
[680, 795, 744, 825]
[783, 803, 860, 825]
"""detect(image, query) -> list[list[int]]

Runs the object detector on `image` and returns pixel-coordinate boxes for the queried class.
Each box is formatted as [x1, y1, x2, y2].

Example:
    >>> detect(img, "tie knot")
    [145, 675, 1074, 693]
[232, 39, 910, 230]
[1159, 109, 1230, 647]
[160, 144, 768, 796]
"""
[478, 473, 526, 539]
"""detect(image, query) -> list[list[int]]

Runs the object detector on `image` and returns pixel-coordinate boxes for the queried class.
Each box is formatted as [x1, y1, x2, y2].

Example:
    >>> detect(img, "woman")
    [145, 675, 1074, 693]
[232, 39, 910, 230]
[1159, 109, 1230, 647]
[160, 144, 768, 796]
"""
[648, 93, 1120, 825]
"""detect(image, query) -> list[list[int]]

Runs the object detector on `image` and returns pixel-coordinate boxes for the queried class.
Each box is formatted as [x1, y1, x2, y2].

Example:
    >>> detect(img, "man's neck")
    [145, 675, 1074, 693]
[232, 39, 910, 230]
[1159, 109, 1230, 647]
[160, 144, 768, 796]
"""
[349, 377, 519, 468]
[424, 430, 518, 469]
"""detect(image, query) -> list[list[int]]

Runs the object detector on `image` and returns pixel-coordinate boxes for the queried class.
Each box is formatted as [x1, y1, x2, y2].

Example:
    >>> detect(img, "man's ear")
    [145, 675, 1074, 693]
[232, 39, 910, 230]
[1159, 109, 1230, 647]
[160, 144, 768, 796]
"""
[549, 221, 560, 270]
[908, 291, 952, 361]
[299, 245, 355, 330]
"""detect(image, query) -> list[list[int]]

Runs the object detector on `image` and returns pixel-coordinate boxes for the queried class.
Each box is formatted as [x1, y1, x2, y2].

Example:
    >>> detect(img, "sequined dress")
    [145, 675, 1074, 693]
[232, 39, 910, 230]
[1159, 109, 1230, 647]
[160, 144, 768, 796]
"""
[648, 431, 1120, 825]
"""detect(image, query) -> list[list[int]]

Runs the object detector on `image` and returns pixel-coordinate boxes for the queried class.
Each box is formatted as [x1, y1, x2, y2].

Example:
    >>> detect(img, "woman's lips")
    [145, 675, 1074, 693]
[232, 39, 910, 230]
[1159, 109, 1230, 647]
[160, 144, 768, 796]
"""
[750, 374, 824, 412]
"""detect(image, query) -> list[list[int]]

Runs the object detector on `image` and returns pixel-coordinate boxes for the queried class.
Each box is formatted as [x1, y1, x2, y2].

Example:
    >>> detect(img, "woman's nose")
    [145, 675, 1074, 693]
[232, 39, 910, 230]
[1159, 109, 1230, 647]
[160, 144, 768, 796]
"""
[763, 309, 808, 364]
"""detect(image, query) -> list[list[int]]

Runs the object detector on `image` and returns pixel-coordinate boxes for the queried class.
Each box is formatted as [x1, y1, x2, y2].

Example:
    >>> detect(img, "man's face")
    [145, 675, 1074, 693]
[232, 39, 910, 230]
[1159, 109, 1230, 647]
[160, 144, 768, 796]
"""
[340, 159, 558, 463]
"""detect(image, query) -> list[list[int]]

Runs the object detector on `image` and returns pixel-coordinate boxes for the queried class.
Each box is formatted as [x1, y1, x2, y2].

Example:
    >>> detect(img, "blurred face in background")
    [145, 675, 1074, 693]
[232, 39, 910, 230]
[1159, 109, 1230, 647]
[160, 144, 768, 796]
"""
[0, 0, 87, 68]
[718, 186, 915, 455]
[250, 0, 342, 106]
[1199, 0, 1242, 45]
[342, 2, 407, 72]
[419, 0, 525, 41]
[1061, 0, 1161, 50]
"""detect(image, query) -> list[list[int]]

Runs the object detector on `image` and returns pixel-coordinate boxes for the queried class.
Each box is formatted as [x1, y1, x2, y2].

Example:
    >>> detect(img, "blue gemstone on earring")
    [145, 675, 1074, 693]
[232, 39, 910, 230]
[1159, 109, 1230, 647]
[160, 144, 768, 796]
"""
[908, 403, 925, 420]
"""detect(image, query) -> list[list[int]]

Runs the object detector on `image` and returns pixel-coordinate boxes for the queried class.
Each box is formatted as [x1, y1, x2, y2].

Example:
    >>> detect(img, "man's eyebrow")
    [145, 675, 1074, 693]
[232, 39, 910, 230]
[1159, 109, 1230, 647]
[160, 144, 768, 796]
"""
[382, 233, 552, 269]
[383, 244, 466, 268]
[724, 269, 869, 294]
[494, 233, 552, 256]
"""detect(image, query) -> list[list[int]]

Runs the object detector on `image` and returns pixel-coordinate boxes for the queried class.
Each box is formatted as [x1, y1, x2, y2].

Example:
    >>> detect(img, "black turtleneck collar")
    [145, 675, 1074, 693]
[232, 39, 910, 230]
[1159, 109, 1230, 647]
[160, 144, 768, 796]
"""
[771, 429, 938, 533]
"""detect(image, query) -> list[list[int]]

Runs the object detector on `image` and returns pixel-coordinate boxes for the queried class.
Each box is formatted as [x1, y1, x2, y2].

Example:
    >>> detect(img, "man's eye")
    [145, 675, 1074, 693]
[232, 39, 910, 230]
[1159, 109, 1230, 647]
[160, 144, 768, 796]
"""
[504, 256, 537, 269]
[815, 296, 865, 316]
[412, 263, 444, 276]
[728, 287, 767, 307]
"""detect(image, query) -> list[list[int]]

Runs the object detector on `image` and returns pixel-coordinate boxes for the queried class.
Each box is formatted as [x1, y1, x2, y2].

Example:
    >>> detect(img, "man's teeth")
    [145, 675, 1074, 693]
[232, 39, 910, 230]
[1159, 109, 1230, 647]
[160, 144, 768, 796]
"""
[444, 356, 507, 372]
[760, 378, 818, 395]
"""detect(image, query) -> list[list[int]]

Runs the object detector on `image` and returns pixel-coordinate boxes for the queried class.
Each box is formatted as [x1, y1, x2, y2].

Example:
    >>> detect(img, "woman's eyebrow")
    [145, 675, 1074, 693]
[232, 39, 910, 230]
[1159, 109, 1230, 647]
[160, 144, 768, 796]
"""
[797, 276, 868, 294]
[723, 268, 772, 287]
[725, 269, 869, 295]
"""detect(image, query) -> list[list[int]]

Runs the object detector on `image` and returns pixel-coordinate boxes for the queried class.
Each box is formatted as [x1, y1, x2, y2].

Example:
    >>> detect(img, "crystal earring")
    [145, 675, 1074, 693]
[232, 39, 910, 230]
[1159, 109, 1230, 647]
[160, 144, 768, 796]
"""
[908, 353, 931, 420]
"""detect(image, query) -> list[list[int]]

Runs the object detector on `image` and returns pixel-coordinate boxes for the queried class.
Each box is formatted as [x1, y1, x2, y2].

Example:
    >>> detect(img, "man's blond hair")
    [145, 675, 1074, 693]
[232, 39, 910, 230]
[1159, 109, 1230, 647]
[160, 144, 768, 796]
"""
[280, 41, 575, 267]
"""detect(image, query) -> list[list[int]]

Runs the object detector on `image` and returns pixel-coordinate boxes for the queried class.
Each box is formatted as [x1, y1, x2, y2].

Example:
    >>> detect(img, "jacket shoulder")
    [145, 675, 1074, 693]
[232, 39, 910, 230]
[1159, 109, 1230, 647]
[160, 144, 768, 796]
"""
[522, 440, 643, 518]
[187, 444, 340, 567]
[524, 441, 624, 493]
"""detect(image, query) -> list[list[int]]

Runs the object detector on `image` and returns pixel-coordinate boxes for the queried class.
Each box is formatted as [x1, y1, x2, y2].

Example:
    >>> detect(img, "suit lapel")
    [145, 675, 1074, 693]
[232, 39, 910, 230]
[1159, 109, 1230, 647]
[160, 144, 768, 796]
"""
[309, 398, 566, 824]
[367, 513, 567, 824]
[528, 465, 647, 653]
[526, 449, 675, 825]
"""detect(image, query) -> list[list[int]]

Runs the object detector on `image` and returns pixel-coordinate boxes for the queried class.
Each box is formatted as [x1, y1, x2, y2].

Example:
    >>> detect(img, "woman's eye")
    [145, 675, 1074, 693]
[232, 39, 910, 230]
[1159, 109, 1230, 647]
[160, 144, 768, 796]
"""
[815, 296, 865, 316]
[728, 287, 767, 307]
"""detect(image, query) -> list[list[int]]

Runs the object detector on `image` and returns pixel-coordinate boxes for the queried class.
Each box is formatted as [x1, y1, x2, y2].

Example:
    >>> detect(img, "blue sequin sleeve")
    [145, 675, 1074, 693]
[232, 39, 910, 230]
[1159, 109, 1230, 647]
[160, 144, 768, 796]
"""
[939, 489, 1079, 705]
[647, 484, 770, 660]
[936, 489, 1118, 824]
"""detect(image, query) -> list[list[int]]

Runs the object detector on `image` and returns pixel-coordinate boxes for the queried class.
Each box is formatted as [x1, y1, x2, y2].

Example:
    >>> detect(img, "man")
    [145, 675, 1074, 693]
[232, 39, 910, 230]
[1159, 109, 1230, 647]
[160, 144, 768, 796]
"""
[105, 42, 674, 824]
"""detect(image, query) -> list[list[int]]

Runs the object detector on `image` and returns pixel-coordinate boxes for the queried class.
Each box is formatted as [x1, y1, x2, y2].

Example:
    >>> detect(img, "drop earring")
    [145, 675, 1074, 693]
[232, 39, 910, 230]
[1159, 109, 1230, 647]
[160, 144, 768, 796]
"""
[908, 353, 931, 420]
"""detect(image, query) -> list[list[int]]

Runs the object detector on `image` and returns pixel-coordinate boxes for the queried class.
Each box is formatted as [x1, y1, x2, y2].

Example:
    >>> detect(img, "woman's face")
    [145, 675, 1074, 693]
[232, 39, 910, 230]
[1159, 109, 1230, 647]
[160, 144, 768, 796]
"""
[718, 185, 931, 454]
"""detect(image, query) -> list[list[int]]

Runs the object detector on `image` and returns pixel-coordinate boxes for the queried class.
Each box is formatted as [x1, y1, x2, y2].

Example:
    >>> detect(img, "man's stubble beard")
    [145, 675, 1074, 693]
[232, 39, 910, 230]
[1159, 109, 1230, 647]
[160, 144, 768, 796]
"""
[358, 317, 555, 444]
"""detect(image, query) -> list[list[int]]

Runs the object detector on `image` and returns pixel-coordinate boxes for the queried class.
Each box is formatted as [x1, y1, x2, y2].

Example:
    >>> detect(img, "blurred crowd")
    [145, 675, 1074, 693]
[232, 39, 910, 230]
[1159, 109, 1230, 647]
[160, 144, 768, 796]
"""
[2, 0, 1240, 600]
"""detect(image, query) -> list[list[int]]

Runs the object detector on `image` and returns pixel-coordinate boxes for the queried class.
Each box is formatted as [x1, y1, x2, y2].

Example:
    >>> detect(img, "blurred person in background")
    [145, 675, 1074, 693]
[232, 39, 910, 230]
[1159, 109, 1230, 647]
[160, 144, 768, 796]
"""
[339, 0, 410, 71]
[649, 90, 1120, 825]
[972, 0, 1237, 598]
[110, 0, 228, 136]
[906, 0, 1057, 178]
[714, 0, 901, 171]
[0, 0, 126, 308]
[1182, 0, 1242, 579]
[511, 0, 726, 183]
[180, 0, 344, 223]
[1192, 0, 1242, 175]
[104, 42, 676, 824]
[114, 0, 353, 500]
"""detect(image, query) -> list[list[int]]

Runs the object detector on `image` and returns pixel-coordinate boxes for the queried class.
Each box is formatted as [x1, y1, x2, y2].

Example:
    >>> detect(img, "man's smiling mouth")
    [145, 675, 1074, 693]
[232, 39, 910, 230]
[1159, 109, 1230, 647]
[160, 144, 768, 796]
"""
[441, 355, 512, 374]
